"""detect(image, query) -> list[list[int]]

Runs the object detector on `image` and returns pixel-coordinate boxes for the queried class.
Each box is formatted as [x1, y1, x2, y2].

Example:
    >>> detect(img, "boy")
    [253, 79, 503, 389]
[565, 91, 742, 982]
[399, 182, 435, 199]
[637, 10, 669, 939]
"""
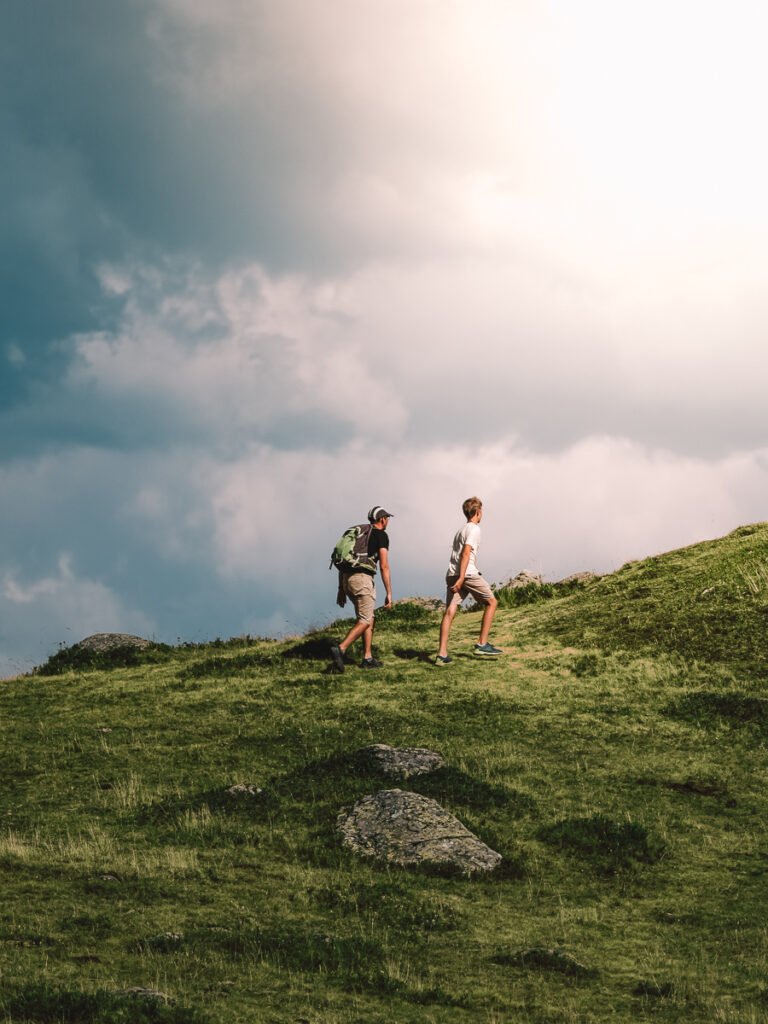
[330, 506, 393, 672]
[436, 496, 501, 664]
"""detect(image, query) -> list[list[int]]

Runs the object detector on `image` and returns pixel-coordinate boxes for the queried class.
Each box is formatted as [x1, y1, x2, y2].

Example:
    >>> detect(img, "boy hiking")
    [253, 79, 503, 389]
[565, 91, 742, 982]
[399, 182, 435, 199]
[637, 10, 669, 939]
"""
[329, 506, 393, 672]
[436, 496, 501, 665]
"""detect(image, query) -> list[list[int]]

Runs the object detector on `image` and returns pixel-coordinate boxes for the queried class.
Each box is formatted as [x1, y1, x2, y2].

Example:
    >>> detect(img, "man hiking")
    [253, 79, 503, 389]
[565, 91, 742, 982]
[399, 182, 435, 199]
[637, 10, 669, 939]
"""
[329, 505, 393, 672]
[435, 495, 501, 664]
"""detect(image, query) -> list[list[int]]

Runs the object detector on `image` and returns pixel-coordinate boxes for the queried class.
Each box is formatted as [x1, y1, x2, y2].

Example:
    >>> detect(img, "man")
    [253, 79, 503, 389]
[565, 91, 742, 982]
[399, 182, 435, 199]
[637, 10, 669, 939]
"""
[330, 505, 393, 672]
[435, 495, 501, 664]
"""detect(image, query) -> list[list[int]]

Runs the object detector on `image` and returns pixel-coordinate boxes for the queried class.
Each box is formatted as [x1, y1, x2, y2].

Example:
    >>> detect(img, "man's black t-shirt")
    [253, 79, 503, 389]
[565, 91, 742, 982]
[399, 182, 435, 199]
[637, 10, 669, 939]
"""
[348, 527, 389, 576]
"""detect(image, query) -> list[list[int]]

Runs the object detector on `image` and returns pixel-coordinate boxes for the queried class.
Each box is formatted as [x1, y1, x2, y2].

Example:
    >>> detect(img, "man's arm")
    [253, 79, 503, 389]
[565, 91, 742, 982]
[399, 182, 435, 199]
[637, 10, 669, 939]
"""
[379, 546, 393, 607]
[450, 543, 473, 592]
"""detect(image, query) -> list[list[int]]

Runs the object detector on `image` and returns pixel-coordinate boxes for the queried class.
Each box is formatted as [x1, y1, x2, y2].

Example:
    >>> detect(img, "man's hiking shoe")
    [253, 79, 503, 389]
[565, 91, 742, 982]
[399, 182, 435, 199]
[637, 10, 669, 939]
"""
[434, 655, 453, 666]
[361, 657, 383, 669]
[329, 643, 345, 673]
[473, 642, 502, 657]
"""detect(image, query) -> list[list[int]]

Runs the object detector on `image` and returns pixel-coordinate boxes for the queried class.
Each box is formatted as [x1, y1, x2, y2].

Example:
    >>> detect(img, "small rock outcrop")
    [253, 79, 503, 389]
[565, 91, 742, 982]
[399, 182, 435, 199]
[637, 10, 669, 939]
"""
[498, 570, 543, 589]
[75, 633, 151, 653]
[337, 789, 502, 875]
[356, 744, 446, 780]
[121, 988, 170, 1002]
[557, 571, 600, 585]
[394, 596, 444, 611]
[225, 783, 263, 797]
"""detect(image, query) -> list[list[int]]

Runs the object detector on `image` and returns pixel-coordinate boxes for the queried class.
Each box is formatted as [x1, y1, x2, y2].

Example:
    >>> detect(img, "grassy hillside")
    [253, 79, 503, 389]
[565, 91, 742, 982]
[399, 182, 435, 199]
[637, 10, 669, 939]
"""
[1, 525, 768, 1023]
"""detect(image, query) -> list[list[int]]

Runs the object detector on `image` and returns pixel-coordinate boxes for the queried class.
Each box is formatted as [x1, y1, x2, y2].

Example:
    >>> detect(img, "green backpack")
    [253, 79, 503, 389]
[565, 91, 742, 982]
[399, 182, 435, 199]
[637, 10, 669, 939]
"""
[329, 523, 376, 573]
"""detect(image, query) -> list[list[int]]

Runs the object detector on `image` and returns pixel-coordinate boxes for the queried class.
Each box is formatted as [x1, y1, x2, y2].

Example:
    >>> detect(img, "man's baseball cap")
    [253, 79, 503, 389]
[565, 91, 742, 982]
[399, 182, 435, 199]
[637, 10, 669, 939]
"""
[368, 505, 394, 522]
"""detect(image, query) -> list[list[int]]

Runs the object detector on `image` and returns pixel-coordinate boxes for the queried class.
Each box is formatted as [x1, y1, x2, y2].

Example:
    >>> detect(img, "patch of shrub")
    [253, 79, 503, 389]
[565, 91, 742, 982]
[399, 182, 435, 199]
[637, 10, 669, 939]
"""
[494, 579, 587, 610]
[538, 815, 665, 873]
[374, 601, 439, 630]
[33, 643, 172, 676]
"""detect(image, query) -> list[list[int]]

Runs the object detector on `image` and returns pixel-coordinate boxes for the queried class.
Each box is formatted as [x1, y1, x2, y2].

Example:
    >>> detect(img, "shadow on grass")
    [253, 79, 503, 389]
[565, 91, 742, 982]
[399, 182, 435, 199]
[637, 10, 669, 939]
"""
[0, 984, 206, 1023]
[282, 635, 336, 660]
[490, 946, 598, 979]
[635, 775, 732, 801]
[311, 877, 464, 931]
[155, 925, 402, 994]
[177, 650, 280, 679]
[408, 766, 537, 817]
[538, 815, 666, 875]
[392, 648, 435, 663]
[664, 691, 768, 733]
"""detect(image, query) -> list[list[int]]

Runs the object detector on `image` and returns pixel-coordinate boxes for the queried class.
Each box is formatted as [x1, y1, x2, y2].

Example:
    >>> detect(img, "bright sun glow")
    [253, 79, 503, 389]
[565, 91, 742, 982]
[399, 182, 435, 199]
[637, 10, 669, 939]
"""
[546, 0, 768, 232]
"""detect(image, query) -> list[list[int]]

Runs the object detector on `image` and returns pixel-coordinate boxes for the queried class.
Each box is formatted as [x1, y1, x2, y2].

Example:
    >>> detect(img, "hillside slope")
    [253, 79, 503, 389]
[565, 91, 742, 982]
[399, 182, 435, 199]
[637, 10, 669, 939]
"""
[1, 526, 767, 1023]
[519, 522, 768, 671]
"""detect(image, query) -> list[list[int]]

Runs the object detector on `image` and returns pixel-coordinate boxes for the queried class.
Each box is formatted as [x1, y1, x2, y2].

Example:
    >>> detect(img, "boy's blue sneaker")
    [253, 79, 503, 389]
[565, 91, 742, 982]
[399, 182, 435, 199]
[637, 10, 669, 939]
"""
[434, 654, 453, 666]
[473, 642, 502, 657]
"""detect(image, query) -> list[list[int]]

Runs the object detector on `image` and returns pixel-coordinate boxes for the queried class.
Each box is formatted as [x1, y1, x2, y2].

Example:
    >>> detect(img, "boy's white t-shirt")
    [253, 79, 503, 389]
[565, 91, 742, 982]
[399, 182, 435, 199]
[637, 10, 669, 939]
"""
[447, 522, 481, 577]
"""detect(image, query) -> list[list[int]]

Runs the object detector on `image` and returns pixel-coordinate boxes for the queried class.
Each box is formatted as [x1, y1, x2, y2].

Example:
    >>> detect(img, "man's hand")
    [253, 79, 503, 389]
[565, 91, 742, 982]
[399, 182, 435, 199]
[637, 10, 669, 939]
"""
[451, 578, 465, 593]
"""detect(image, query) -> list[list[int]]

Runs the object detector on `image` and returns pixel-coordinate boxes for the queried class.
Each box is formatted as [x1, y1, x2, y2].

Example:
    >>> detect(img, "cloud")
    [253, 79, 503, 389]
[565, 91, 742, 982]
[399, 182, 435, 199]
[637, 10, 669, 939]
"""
[202, 436, 768, 595]
[0, 556, 154, 679]
[22, 255, 764, 461]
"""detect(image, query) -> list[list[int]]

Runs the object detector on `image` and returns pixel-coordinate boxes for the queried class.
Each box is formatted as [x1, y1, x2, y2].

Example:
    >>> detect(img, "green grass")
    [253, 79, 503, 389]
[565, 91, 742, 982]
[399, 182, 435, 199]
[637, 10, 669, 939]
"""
[1, 525, 768, 1021]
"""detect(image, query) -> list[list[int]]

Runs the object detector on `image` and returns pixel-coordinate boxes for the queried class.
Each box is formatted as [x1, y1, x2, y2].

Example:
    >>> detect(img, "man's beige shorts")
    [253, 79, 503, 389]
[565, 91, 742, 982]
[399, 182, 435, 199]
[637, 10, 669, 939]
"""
[343, 573, 376, 624]
[445, 573, 494, 608]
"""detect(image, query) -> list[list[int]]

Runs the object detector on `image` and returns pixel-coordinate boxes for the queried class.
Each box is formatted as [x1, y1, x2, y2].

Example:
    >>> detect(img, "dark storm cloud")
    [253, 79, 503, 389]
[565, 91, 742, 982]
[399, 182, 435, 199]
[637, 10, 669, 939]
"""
[0, 0, 369, 433]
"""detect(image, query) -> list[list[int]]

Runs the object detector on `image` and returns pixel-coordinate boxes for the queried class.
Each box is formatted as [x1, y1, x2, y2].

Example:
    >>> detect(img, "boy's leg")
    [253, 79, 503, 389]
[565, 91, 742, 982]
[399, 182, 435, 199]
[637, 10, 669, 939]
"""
[478, 594, 499, 645]
[438, 602, 459, 657]
[438, 576, 463, 657]
[461, 577, 499, 647]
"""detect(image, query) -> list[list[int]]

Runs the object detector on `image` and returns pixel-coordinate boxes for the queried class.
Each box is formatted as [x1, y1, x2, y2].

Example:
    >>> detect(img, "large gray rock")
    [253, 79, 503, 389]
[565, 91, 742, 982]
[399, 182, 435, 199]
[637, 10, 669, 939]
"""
[75, 633, 151, 653]
[356, 744, 446, 780]
[337, 789, 502, 875]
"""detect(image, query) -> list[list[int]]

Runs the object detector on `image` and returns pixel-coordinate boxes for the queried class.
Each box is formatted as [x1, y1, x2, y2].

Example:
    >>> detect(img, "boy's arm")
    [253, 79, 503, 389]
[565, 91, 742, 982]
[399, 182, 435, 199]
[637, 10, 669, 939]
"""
[450, 543, 473, 592]
[379, 546, 393, 607]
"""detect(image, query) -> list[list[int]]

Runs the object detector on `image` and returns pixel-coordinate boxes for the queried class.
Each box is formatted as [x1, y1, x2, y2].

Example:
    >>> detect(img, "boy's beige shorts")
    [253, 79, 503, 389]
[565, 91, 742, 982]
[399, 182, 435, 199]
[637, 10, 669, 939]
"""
[445, 573, 494, 607]
[343, 573, 376, 624]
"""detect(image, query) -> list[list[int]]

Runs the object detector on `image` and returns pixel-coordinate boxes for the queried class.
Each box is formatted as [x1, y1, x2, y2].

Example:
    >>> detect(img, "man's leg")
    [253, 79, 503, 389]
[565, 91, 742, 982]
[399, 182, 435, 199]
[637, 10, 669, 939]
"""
[336, 574, 377, 665]
[360, 620, 374, 660]
[339, 618, 368, 654]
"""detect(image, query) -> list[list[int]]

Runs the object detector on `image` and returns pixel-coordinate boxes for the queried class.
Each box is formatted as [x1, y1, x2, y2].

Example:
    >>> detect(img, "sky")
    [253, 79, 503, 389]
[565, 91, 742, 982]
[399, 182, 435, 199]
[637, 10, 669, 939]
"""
[2, 0, 768, 676]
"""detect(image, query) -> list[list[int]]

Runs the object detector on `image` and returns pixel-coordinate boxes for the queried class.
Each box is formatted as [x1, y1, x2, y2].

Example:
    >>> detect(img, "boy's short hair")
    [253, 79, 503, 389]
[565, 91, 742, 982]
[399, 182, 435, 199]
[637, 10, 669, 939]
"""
[462, 496, 483, 520]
